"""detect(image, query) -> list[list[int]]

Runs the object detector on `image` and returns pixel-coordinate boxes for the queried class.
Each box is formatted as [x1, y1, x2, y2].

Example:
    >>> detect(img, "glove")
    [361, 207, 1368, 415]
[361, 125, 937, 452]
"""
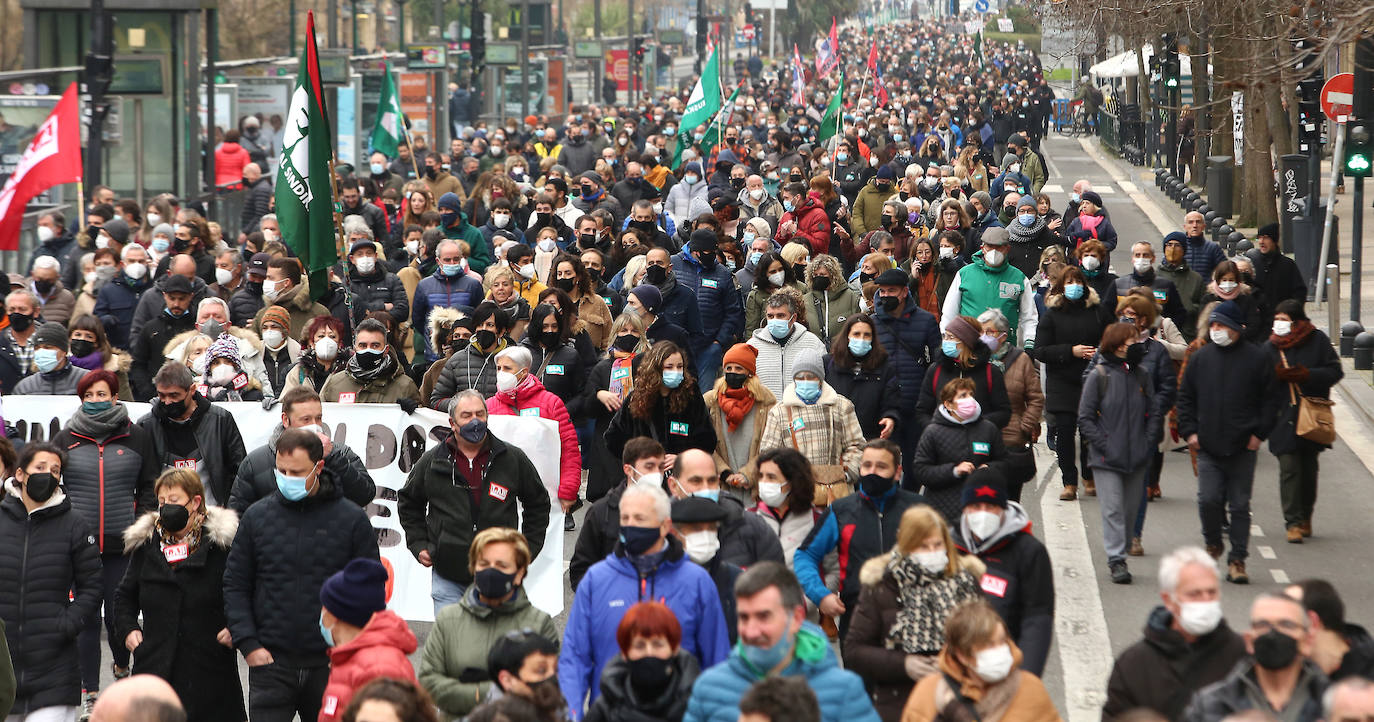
[261, 396, 278, 411]
[1275, 364, 1310, 383]
[397, 397, 419, 415]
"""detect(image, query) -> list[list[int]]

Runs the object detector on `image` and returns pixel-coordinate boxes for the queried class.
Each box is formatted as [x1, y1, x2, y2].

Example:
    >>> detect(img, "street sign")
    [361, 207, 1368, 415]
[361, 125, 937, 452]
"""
[1321, 72, 1355, 122]
[573, 41, 603, 59]
[406, 44, 447, 70]
[742, 24, 756, 40]
[975, 0, 989, 12]
[486, 42, 520, 65]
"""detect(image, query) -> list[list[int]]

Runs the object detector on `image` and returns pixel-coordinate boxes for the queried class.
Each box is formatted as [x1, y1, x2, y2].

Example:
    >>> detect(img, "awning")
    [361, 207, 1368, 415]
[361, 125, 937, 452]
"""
[1089, 43, 1204, 79]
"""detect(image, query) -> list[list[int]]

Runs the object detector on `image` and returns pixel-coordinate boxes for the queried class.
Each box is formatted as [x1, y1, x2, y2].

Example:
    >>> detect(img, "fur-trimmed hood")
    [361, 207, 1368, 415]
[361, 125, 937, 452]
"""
[427, 306, 466, 357]
[859, 548, 986, 586]
[162, 326, 265, 363]
[1045, 285, 1101, 309]
[104, 349, 133, 374]
[122, 505, 239, 555]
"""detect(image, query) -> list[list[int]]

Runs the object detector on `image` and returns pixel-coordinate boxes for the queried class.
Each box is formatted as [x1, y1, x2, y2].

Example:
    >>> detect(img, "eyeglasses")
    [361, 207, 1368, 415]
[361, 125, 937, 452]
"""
[1251, 619, 1305, 635]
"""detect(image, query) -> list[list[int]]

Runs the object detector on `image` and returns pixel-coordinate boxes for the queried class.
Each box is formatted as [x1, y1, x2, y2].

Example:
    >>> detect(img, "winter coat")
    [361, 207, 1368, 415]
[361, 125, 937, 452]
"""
[1031, 289, 1112, 414]
[997, 347, 1044, 446]
[604, 389, 718, 459]
[654, 278, 708, 359]
[520, 337, 590, 414]
[914, 352, 1012, 432]
[223, 472, 380, 668]
[431, 341, 506, 410]
[805, 285, 862, 343]
[846, 552, 986, 722]
[852, 182, 894, 237]
[54, 416, 160, 553]
[229, 280, 265, 329]
[1102, 606, 1248, 721]
[320, 611, 418, 722]
[746, 325, 828, 400]
[129, 310, 197, 399]
[34, 283, 76, 327]
[942, 252, 1038, 348]
[1183, 234, 1227, 283]
[704, 384, 777, 481]
[130, 273, 209, 343]
[759, 382, 866, 482]
[586, 649, 701, 722]
[1116, 271, 1188, 331]
[1177, 339, 1282, 457]
[1266, 326, 1343, 455]
[1247, 248, 1308, 307]
[412, 271, 486, 359]
[137, 395, 247, 506]
[319, 357, 422, 404]
[94, 273, 152, 349]
[774, 193, 833, 256]
[0, 489, 102, 714]
[346, 267, 409, 327]
[744, 282, 806, 335]
[952, 502, 1054, 677]
[665, 180, 711, 229]
[900, 643, 1060, 722]
[873, 300, 941, 414]
[486, 374, 581, 500]
[1181, 659, 1328, 722]
[1077, 356, 1162, 474]
[253, 279, 332, 340]
[913, 409, 1010, 524]
[822, 354, 901, 440]
[795, 487, 926, 610]
[560, 537, 731, 711]
[1066, 210, 1119, 253]
[1200, 285, 1269, 344]
[419, 585, 559, 719]
[227, 425, 376, 514]
[682, 622, 880, 722]
[240, 177, 274, 234]
[398, 432, 550, 585]
[162, 326, 275, 398]
[214, 141, 249, 187]
[13, 362, 88, 395]
[261, 340, 303, 396]
[112, 508, 244, 722]
[671, 252, 744, 349]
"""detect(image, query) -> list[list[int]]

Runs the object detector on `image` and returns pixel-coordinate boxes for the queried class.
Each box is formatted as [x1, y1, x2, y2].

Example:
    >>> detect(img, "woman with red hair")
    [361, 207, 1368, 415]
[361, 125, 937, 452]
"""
[585, 602, 701, 722]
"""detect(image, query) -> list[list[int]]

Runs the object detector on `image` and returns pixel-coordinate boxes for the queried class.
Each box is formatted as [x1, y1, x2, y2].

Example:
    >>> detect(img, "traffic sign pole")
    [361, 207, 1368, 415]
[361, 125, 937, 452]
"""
[1316, 119, 1344, 305]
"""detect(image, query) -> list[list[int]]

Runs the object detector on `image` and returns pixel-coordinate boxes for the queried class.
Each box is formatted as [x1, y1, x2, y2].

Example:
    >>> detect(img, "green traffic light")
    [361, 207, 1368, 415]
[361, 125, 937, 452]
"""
[1347, 154, 1372, 174]
[1166, 78, 1178, 88]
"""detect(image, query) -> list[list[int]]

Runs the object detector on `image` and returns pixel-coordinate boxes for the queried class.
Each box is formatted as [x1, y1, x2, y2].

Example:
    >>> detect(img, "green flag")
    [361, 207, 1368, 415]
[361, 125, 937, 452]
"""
[671, 46, 722, 169]
[700, 84, 742, 159]
[275, 11, 338, 300]
[817, 74, 845, 144]
[370, 61, 405, 158]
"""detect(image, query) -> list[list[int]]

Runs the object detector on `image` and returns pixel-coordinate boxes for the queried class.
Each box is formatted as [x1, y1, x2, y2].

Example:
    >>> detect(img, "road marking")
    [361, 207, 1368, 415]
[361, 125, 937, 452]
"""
[1118, 180, 1139, 194]
[1271, 569, 1291, 584]
[1040, 464, 1114, 722]
[1258, 546, 1276, 560]
[1042, 183, 1065, 194]
[1094, 185, 1116, 194]
[1251, 525, 1265, 538]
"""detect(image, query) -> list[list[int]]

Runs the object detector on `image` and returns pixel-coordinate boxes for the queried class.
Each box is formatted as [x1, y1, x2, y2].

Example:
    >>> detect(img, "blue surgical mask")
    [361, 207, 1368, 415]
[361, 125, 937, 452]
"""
[941, 339, 960, 358]
[848, 338, 872, 356]
[274, 467, 312, 501]
[767, 318, 791, 340]
[320, 612, 335, 647]
[370, 162, 386, 176]
[152, 237, 170, 253]
[748, 251, 762, 267]
[783, 200, 795, 213]
[743, 231, 757, 244]
[740, 630, 794, 674]
[1071, 192, 1081, 203]
[836, 152, 849, 163]
[795, 379, 822, 403]
[662, 370, 684, 388]
[1018, 213, 1036, 227]
[1064, 283, 1085, 300]
[34, 348, 60, 373]
[692, 489, 721, 502]
[442, 263, 464, 277]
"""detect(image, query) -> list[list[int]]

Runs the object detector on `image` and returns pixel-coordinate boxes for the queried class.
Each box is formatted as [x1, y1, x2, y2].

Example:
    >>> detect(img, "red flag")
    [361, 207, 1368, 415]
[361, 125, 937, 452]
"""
[0, 83, 83, 250]
[867, 41, 878, 73]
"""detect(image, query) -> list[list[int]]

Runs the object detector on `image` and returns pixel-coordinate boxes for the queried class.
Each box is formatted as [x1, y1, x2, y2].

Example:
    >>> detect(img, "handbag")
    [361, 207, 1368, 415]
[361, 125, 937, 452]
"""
[1280, 351, 1336, 446]
[789, 409, 852, 507]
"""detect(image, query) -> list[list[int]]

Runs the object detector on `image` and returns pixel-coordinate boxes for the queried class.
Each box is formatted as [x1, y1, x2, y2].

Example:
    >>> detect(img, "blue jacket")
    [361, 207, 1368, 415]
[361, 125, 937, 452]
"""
[682, 622, 880, 722]
[794, 486, 924, 608]
[654, 279, 707, 356]
[872, 300, 940, 414]
[93, 273, 152, 349]
[411, 270, 485, 360]
[1182, 233, 1227, 282]
[671, 251, 744, 350]
[559, 538, 730, 717]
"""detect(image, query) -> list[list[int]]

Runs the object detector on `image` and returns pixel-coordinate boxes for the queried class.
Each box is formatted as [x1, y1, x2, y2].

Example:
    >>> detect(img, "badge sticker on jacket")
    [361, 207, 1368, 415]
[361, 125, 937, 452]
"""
[488, 482, 509, 501]
[547, 364, 565, 375]
[611, 366, 630, 380]
[163, 543, 189, 563]
[669, 421, 689, 436]
[519, 407, 541, 418]
[980, 573, 1009, 597]
[339, 392, 357, 404]
[972, 441, 990, 456]
[1152, 289, 1167, 304]
[702, 278, 719, 289]
[999, 281, 1023, 299]
[791, 417, 806, 431]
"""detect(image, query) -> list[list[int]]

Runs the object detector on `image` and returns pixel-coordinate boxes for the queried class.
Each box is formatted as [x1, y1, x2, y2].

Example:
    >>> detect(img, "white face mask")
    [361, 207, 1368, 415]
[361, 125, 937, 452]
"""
[191, 354, 208, 376]
[299, 423, 324, 435]
[314, 336, 339, 360]
[683, 530, 721, 564]
[262, 229, 278, 243]
[262, 279, 281, 301]
[146, 212, 162, 226]
[633, 470, 663, 489]
[124, 262, 148, 279]
[537, 239, 557, 253]
[1218, 280, 1238, 294]
[1081, 255, 1101, 271]
[84, 271, 97, 286]
[210, 267, 233, 287]
[767, 271, 786, 287]
[517, 263, 537, 280]
[95, 234, 110, 249]
[750, 188, 766, 201]
[973, 643, 1015, 682]
[983, 249, 1004, 266]
[758, 481, 788, 508]
[36, 225, 55, 242]
[496, 370, 519, 392]
[912, 550, 948, 575]
[1176, 599, 1224, 636]
[1272, 319, 1292, 337]
[354, 256, 377, 274]
[492, 213, 511, 228]
[262, 329, 285, 350]
[405, 240, 420, 256]
[1132, 257, 1153, 274]
[939, 246, 955, 259]
[1210, 327, 1235, 346]
[210, 364, 237, 385]
[966, 510, 1002, 540]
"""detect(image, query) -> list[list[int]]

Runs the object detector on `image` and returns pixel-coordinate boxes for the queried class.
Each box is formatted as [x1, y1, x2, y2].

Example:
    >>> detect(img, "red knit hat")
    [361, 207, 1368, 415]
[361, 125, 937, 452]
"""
[722, 343, 759, 376]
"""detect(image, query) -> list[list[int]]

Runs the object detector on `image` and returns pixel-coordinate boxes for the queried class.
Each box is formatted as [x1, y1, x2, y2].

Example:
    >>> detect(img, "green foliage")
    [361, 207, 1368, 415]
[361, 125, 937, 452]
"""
[983, 5, 1038, 34]
[572, 0, 627, 39]
[984, 32, 1040, 53]
[794, 0, 859, 41]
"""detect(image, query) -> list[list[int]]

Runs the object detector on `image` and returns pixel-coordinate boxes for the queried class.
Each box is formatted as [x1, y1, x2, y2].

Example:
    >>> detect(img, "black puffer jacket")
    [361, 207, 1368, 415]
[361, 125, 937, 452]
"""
[0, 489, 103, 714]
[222, 471, 379, 668]
[912, 409, 1010, 524]
[1177, 339, 1282, 458]
[1031, 289, 1113, 415]
[346, 267, 409, 326]
[228, 280, 264, 328]
[521, 338, 589, 417]
[226, 425, 376, 514]
[1266, 326, 1343, 456]
[913, 349, 1012, 431]
[824, 355, 902, 440]
[137, 394, 247, 507]
[129, 310, 197, 399]
[430, 342, 503, 411]
[1102, 606, 1247, 721]
[584, 648, 701, 722]
[54, 415, 161, 553]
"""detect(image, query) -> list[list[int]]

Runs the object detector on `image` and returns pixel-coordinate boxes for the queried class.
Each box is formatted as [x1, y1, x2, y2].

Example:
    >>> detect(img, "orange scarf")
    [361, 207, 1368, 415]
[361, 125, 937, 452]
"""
[718, 386, 756, 431]
[609, 354, 635, 399]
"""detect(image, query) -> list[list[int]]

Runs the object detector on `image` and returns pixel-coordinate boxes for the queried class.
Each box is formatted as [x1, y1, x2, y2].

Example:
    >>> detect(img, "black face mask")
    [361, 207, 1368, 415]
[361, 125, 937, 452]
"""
[540, 330, 562, 348]
[696, 251, 717, 270]
[554, 277, 577, 293]
[69, 339, 96, 358]
[1125, 343, 1147, 366]
[724, 371, 749, 389]
[645, 265, 668, 285]
[33, 278, 54, 295]
[628, 655, 675, 692]
[1252, 629, 1299, 670]
[526, 675, 566, 714]
[473, 567, 517, 599]
[457, 418, 488, 443]
[859, 272, 875, 284]
[7, 312, 32, 333]
[425, 166, 438, 179]
[613, 334, 639, 353]
[473, 329, 497, 350]
[579, 233, 598, 248]
[159, 502, 190, 532]
[159, 398, 188, 419]
[22, 472, 59, 502]
[880, 294, 901, 312]
[355, 350, 386, 370]
[858, 473, 893, 498]
[810, 276, 832, 292]
[730, 177, 746, 190]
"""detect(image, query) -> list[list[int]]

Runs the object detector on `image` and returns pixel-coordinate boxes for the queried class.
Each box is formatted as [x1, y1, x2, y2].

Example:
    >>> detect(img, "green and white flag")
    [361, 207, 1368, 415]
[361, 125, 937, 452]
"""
[817, 74, 845, 144]
[370, 61, 405, 158]
[671, 46, 721, 169]
[700, 84, 742, 159]
[275, 11, 338, 300]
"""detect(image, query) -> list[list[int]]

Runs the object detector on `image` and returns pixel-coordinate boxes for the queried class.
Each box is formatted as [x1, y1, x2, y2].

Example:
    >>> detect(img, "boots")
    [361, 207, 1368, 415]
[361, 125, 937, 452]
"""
[1083, 478, 1097, 496]
[1059, 484, 1078, 501]
[1287, 526, 1303, 544]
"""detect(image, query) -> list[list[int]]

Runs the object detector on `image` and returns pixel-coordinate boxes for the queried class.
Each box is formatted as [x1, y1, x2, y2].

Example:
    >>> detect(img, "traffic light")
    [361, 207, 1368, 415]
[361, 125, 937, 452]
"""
[633, 37, 645, 65]
[1160, 34, 1180, 89]
[1345, 123, 1372, 177]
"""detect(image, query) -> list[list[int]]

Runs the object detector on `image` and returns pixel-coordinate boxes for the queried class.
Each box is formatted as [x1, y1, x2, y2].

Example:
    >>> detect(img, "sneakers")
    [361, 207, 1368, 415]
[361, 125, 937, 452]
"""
[112, 664, 130, 680]
[1083, 479, 1097, 496]
[79, 691, 98, 722]
[1059, 484, 1077, 501]
[1128, 537, 1144, 556]
[1287, 526, 1303, 544]
[1205, 544, 1224, 559]
[1299, 520, 1313, 538]
[564, 515, 576, 532]
[1109, 560, 1132, 584]
[1227, 560, 1249, 584]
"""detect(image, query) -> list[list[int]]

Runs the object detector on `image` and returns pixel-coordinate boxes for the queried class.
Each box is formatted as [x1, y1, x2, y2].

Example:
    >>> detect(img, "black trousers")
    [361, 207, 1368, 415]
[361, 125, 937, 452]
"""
[248, 662, 330, 722]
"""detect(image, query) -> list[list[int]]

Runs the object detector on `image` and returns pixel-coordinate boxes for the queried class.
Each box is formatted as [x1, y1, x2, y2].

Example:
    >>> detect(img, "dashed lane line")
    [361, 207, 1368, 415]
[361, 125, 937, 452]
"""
[1271, 569, 1291, 584]
[1257, 546, 1277, 560]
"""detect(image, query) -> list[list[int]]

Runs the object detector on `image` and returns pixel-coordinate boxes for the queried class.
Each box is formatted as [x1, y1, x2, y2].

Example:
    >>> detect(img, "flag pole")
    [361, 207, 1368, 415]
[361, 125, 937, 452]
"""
[74, 176, 86, 233]
[389, 62, 422, 182]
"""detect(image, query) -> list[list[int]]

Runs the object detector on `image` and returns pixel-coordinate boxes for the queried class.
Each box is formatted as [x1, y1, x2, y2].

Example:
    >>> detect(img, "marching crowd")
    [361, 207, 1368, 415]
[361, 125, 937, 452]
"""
[0, 13, 1368, 722]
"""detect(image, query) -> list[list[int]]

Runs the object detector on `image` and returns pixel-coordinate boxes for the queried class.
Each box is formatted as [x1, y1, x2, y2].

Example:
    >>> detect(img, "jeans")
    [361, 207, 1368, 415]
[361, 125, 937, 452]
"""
[1052, 417, 1093, 486]
[79, 551, 132, 691]
[432, 569, 466, 617]
[1094, 467, 1147, 563]
[695, 341, 724, 393]
[247, 662, 330, 722]
[6, 709, 77, 722]
[1197, 450, 1257, 562]
[1278, 451, 1321, 528]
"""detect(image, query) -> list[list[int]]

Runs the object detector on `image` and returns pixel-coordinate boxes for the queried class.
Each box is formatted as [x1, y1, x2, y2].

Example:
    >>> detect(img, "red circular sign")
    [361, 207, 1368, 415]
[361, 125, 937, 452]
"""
[1321, 72, 1355, 122]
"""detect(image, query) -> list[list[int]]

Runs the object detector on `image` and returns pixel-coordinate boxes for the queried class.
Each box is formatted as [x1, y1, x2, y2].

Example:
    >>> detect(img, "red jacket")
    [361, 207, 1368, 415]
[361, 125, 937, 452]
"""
[774, 191, 832, 255]
[486, 373, 581, 500]
[319, 611, 418, 722]
[215, 142, 249, 189]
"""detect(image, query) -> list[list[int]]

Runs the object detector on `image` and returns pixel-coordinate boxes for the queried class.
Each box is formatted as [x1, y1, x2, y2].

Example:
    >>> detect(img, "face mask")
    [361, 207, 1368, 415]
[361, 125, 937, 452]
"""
[516, 264, 537, 281]
[939, 246, 955, 259]
[683, 530, 721, 563]
[966, 509, 1001, 539]
[160, 398, 188, 419]
[767, 317, 791, 339]
[1018, 213, 1035, 227]
[1210, 327, 1235, 346]
[492, 213, 511, 229]
[783, 200, 795, 213]
[646, 265, 669, 285]
[1272, 319, 1292, 337]
[441, 261, 466, 277]
[684, 174, 700, 185]
[7, 312, 31, 333]
[152, 237, 171, 253]
[767, 271, 787, 288]
[836, 152, 849, 164]
[627, 655, 674, 692]
[23, 472, 59, 502]
[36, 225, 55, 242]
[274, 466, 313, 501]
[724, 371, 749, 390]
[125, 262, 148, 280]
[1165, 246, 1184, 263]
[1133, 258, 1153, 275]
[758, 481, 788, 508]
[473, 329, 498, 350]
[95, 235, 110, 250]
[1064, 283, 1084, 301]
[356, 254, 383, 275]
[314, 336, 339, 360]
[848, 338, 872, 357]
[262, 329, 285, 350]
[318, 612, 336, 647]
[79, 398, 112, 417]
[473, 566, 517, 598]
[661, 370, 684, 389]
[983, 249, 1004, 266]
[262, 279, 282, 301]
[794, 379, 821, 403]
[496, 370, 519, 393]
[1125, 343, 1147, 366]
[859, 472, 893, 498]
[613, 334, 639, 353]
[209, 266, 234, 287]
[1071, 192, 1081, 203]
[619, 524, 663, 555]
[1081, 256, 1101, 271]
[1252, 629, 1299, 670]
[34, 348, 61, 373]
[1176, 600, 1224, 636]
[955, 396, 981, 421]
[749, 188, 766, 201]
[159, 502, 190, 532]
[941, 339, 960, 358]
[974, 643, 1015, 682]
[1218, 281, 1239, 294]
[880, 294, 901, 313]
[913, 550, 948, 575]
[210, 364, 237, 385]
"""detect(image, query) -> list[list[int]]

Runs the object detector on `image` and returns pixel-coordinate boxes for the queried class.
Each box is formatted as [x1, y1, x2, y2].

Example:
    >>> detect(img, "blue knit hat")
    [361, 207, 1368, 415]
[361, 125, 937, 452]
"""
[1210, 300, 1246, 332]
[320, 558, 388, 628]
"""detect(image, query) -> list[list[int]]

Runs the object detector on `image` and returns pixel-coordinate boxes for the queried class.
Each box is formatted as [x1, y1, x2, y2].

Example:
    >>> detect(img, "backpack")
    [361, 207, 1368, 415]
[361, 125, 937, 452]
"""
[1092, 362, 1149, 400]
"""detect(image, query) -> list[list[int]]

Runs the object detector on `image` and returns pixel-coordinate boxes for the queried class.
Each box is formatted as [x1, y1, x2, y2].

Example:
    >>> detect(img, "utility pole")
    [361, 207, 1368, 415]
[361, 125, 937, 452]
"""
[329, 0, 339, 47]
[205, 8, 219, 190]
[627, 0, 634, 105]
[1346, 36, 1374, 322]
[352, 0, 359, 52]
[84, 0, 114, 198]
[396, 0, 407, 56]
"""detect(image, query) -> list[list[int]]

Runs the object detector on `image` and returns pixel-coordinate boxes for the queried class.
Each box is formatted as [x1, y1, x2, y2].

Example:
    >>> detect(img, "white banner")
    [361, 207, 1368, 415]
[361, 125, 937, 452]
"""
[2, 397, 564, 622]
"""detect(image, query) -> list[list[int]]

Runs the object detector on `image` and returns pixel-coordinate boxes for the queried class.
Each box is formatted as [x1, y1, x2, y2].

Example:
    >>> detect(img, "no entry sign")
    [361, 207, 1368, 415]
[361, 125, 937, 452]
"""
[1321, 72, 1355, 122]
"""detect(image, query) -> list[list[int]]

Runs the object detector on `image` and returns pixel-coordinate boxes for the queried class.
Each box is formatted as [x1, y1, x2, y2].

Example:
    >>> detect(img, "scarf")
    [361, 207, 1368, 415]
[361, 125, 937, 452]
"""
[1270, 319, 1315, 350]
[501, 371, 540, 404]
[1006, 214, 1047, 243]
[70, 350, 105, 371]
[1078, 212, 1104, 237]
[718, 386, 756, 431]
[609, 353, 636, 399]
[67, 402, 130, 440]
[158, 514, 205, 561]
[346, 349, 396, 386]
[884, 550, 979, 654]
[1209, 281, 1241, 301]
